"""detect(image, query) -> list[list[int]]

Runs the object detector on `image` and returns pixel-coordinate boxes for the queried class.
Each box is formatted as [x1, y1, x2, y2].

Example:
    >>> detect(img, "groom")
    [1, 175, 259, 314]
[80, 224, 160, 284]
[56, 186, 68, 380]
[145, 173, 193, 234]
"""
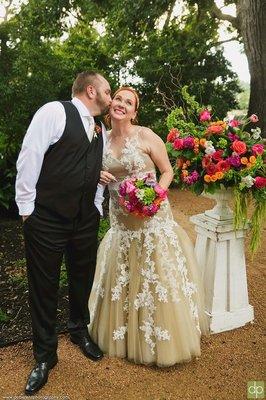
[15, 71, 113, 395]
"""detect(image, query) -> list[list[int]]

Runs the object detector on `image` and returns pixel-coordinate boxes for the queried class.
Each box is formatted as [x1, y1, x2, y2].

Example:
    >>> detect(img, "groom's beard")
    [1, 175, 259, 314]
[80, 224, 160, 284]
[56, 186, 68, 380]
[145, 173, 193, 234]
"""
[96, 94, 110, 115]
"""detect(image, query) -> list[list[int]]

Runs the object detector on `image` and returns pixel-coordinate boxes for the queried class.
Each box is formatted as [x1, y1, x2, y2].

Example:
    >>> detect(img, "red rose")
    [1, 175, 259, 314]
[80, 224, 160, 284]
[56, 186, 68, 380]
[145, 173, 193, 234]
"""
[216, 160, 230, 172]
[202, 155, 212, 168]
[254, 177, 266, 189]
[206, 163, 217, 175]
[231, 140, 247, 155]
[212, 149, 224, 161]
[173, 138, 184, 150]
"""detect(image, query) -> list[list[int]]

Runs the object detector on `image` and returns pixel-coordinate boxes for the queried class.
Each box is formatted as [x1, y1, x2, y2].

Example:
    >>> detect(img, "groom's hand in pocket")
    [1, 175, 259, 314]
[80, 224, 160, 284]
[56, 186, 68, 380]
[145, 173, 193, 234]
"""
[99, 171, 117, 185]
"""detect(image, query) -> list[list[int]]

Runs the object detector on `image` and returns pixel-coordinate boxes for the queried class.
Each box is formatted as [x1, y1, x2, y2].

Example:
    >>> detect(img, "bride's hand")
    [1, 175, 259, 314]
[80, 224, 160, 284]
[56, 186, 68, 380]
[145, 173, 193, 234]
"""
[100, 170, 117, 185]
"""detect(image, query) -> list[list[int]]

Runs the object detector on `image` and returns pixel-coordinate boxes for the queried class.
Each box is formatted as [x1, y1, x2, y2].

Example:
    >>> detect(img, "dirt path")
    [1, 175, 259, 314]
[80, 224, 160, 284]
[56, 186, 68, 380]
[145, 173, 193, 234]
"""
[0, 190, 265, 400]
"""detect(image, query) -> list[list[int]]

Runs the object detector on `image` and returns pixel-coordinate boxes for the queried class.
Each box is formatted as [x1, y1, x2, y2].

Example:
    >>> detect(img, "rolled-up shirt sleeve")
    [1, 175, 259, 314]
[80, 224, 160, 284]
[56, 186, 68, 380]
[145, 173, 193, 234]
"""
[15, 102, 65, 216]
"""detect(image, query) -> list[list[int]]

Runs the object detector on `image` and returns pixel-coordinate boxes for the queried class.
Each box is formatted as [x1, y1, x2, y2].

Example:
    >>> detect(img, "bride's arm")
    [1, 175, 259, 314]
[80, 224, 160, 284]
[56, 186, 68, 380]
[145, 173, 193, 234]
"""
[141, 128, 174, 190]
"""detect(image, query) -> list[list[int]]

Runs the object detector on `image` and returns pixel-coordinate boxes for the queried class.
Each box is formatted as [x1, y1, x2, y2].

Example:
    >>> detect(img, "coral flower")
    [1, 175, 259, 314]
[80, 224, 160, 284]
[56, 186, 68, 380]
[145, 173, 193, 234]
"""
[210, 175, 217, 182]
[206, 121, 227, 135]
[167, 128, 180, 142]
[232, 140, 247, 155]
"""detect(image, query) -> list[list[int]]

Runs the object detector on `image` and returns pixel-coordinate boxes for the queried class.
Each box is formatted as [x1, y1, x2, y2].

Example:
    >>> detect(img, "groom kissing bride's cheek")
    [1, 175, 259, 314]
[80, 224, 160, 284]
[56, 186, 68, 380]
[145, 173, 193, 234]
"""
[16, 71, 209, 396]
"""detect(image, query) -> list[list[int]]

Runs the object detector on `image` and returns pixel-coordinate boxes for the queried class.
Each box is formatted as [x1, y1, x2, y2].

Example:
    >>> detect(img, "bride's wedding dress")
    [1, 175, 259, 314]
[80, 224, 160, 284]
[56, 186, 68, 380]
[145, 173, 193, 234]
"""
[89, 130, 209, 367]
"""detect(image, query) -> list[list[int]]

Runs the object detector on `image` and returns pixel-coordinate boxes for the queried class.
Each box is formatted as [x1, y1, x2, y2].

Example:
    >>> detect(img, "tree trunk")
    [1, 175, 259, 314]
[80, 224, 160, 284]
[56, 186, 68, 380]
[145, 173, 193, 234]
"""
[237, 0, 266, 136]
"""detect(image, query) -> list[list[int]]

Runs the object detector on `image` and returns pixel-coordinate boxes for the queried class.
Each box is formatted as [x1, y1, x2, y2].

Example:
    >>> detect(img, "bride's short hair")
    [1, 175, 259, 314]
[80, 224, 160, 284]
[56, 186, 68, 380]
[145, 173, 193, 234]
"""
[105, 86, 139, 127]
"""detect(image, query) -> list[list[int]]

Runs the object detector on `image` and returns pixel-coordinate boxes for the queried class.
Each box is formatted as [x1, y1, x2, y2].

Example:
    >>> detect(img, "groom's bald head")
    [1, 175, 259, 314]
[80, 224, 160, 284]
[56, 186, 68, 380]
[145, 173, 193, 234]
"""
[72, 71, 107, 97]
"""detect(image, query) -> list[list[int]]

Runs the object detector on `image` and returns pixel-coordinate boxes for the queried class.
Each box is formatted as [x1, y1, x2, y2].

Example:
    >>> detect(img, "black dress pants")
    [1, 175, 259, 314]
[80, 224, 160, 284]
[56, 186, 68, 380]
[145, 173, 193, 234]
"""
[23, 202, 100, 363]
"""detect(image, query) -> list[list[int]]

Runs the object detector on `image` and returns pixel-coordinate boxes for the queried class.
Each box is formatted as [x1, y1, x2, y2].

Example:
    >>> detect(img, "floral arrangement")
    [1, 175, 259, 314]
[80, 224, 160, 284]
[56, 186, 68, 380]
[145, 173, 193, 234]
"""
[165, 87, 266, 253]
[118, 174, 168, 217]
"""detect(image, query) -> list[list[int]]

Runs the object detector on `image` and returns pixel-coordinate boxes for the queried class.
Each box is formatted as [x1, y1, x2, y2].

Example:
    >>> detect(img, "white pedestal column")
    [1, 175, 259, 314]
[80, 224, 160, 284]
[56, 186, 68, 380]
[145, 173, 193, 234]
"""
[190, 208, 254, 334]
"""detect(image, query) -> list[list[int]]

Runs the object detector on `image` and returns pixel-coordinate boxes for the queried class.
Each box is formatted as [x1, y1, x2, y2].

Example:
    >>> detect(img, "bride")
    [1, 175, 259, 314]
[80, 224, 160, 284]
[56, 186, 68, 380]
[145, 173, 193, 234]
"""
[89, 87, 209, 367]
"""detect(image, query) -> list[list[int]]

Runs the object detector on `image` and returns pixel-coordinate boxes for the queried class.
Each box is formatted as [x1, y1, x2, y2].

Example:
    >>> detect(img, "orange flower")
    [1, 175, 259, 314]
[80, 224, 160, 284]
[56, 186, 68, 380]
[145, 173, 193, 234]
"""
[210, 175, 217, 182]
[182, 170, 189, 176]
[176, 158, 184, 168]
[186, 160, 191, 166]
[246, 162, 252, 169]
[216, 171, 224, 180]
[249, 155, 256, 164]
[204, 175, 211, 183]
[241, 157, 248, 165]
[194, 138, 200, 145]
[200, 138, 207, 146]
[206, 121, 227, 135]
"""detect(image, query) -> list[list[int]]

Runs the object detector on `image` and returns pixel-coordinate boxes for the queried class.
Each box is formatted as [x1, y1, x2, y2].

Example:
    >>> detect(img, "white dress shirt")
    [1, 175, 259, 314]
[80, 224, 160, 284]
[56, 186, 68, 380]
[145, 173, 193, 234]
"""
[15, 97, 106, 216]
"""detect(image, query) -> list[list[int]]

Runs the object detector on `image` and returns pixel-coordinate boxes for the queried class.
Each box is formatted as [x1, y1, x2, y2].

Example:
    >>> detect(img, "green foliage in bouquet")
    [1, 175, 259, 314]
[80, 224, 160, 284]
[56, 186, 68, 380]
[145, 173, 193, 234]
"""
[165, 87, 266, 253]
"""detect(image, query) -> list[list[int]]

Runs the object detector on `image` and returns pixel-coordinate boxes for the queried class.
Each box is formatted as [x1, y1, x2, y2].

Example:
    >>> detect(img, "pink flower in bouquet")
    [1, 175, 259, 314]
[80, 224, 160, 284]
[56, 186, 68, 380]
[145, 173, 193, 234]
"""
[183, 136, 195, 149]
[232, 140, 247, 155]
[228, 132, 239, 142]
[125, 181, 136, 194]
[254, 177, 266, 189]
[252, 144, 264, 156]
[228, 154, 241, 167]
[199, 109, 211, 122]
[229, 119, 240, 128]
[154, 184, 168, 200]
[173, 138, 184, 150]
[167, 128, 180, 142]
[250, 114, 259, 123]
[212, 149, 224, 161]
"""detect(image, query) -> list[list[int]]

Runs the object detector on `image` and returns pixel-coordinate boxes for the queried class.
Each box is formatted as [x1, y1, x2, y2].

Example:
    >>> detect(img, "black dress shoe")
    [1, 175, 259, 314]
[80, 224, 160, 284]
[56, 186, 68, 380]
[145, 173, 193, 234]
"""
[70, 335, 103, 361]
[25, 355, 58, 396]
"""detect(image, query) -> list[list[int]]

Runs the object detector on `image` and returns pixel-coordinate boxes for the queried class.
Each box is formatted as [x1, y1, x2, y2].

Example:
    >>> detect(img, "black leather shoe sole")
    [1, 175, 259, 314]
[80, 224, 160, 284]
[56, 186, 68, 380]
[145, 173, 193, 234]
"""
[70, 337, 103, 361]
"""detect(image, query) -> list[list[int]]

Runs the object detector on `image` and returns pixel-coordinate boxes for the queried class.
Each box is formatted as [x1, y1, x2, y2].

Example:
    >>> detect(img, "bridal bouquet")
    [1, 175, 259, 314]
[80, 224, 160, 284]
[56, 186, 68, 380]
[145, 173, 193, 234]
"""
[118, 174, 168, 217]
[165, 87, 266, 253]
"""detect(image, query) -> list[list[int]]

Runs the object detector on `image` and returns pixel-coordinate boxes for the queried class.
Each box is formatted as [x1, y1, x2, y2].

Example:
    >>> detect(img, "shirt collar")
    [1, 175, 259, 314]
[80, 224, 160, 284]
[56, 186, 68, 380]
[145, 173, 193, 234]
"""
[71, 97, 92, 118]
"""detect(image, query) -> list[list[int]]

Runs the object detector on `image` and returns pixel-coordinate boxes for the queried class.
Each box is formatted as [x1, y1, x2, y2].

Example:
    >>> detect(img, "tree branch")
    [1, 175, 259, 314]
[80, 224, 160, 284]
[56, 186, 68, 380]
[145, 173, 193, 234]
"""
[210, 1, 239, 31]
[163, 0, 176, 30]
[212, 36, 240, 46]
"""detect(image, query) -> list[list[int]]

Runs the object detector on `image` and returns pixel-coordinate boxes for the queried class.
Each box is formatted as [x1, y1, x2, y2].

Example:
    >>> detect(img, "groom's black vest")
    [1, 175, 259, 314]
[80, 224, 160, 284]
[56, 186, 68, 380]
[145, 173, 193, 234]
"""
[35, 101, 103, 219]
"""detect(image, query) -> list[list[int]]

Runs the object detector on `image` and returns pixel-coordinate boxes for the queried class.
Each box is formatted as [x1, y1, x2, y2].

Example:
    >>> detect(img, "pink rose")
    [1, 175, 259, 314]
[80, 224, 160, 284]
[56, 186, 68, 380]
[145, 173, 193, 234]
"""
[254, 177, 266, 189]
[173, 138, 184, 150]
[154, 184, 168, 200]
[252, 144, 264, 155]
[199, 109, 211, 122]
[125, 181, 136, 195]
[229, 119, 240, 127]
[250, 114, 259, 123]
